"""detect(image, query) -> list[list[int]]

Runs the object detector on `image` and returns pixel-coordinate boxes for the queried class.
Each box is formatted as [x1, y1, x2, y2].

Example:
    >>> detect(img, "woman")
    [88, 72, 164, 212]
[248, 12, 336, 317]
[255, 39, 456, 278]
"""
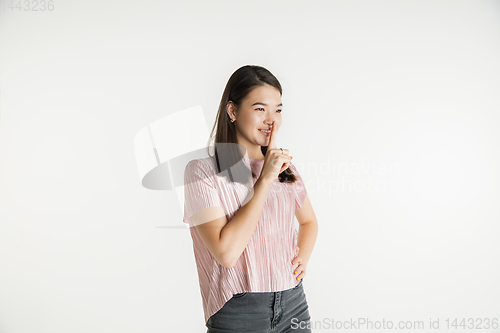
[183, 65, 318, 332]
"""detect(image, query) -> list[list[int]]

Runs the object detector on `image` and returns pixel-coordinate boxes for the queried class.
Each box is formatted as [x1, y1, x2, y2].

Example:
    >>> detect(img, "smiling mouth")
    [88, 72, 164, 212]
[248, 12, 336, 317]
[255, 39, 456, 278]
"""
[259, 129, 271, 136]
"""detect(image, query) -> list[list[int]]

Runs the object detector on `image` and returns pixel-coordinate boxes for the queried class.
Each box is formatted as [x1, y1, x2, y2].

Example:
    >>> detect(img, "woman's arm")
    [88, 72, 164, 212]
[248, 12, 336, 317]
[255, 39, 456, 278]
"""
[194, 177, 272, 269]
[294, 195, 318, 267]
[219, 178, 272, 267]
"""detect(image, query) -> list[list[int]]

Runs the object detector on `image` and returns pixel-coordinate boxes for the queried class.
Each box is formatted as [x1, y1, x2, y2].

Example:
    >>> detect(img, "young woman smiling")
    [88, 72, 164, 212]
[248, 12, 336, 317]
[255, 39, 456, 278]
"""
[183, 65, 318, 332]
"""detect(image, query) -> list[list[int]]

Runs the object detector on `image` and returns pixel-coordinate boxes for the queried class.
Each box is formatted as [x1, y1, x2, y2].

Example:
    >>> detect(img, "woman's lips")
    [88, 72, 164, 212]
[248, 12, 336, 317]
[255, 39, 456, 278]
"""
[259, 129, 270, 136]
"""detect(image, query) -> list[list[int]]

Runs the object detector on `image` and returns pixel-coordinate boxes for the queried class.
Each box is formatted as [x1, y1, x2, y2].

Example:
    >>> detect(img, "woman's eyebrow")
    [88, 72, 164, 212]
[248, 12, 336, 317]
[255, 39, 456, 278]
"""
[251, 102, 283, 107]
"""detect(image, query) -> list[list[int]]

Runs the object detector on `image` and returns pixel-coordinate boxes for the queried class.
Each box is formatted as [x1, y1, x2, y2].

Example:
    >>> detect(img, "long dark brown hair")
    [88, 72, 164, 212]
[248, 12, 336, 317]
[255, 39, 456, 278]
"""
[206, 65, 297, 185]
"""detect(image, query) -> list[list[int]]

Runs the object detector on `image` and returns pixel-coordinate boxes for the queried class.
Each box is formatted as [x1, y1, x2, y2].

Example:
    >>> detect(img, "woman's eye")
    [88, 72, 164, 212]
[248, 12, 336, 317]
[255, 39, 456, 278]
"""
[255, 108, 281, 113]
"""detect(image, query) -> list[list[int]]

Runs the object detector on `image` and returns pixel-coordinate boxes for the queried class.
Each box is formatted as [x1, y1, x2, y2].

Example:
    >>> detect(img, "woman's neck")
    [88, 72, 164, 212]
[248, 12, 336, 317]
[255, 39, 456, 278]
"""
[244, 150, 265, 160]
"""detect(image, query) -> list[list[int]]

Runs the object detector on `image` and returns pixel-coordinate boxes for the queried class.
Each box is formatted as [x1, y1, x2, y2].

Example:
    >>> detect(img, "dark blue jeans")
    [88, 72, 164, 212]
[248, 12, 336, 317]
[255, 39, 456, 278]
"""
[206, 279, 312, 332]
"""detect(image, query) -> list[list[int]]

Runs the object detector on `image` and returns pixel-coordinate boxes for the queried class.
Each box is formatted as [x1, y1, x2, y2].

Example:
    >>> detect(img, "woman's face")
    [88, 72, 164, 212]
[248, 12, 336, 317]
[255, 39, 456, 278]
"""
[228, 84, 283, 158]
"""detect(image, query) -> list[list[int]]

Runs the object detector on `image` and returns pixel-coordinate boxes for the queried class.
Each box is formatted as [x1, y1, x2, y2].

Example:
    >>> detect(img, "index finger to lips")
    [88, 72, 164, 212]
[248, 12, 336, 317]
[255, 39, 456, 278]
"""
[268, 120, 278, 149]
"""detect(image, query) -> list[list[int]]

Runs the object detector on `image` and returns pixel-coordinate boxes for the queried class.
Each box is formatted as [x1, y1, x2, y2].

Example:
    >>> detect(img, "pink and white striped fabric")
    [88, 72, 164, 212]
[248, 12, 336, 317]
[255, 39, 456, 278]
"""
[183, 156, 307, 324]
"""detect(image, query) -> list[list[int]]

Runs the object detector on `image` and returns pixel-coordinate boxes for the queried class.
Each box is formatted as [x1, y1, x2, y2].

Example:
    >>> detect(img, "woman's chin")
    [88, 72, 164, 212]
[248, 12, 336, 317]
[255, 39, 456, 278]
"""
[258, 139, 269, 146]
[258, 134, 270, 142]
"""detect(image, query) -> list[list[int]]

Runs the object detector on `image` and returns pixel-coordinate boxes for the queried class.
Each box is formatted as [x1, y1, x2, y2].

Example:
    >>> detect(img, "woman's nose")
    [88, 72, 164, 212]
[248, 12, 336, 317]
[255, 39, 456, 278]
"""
[265, 116, 277, 126]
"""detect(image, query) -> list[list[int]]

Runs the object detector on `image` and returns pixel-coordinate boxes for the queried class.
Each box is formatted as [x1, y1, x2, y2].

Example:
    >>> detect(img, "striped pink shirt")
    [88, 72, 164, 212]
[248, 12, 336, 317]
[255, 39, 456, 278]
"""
[183, 156, 307, 324]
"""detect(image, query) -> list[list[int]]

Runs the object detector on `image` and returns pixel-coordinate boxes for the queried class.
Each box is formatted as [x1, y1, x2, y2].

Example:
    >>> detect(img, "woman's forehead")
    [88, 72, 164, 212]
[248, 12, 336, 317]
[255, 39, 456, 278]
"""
[245, 86, 282, 105]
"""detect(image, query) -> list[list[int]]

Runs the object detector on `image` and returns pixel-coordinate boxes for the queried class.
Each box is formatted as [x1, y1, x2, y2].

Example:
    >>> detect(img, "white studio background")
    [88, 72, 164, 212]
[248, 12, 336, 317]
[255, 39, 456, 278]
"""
[1, 0, 499, 332]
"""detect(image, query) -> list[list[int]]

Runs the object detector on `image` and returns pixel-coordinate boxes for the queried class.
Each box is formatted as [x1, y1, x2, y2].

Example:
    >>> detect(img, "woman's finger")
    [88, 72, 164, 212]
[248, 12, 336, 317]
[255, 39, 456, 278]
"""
[268, 120, 278, 149]
[293, 263, 303, 275]
[279, 160, 291, 174]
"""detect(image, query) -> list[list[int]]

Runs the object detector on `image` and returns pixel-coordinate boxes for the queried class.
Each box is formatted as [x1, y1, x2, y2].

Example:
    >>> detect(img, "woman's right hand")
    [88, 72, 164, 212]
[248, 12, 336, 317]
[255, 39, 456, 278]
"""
[259, 120, 292, 185]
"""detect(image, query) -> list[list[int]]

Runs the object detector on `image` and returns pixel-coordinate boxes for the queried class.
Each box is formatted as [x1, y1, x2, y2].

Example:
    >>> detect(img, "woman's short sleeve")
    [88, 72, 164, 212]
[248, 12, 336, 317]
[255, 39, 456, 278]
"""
[289, 162, 307, 209]
[183, 159, 224, 227]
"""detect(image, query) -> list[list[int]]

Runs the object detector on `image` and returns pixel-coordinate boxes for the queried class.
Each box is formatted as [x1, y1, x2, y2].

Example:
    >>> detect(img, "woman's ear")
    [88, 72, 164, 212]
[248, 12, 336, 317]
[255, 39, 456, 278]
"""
[226, 101, 236, 121]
